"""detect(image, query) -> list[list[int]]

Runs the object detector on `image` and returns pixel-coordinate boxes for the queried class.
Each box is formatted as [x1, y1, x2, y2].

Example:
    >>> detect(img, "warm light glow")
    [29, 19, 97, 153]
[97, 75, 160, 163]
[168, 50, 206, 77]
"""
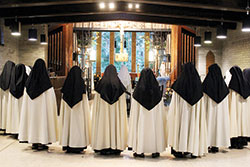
[135, 4, 140, 9]
[204, 40, 212, 44]
[28, 38, 37, 41]
[149, 49, 155, 62]
[99, 2, 105, 9]
[11, 32, 21, 36]
[242, 28, 250, 32]
[128, 3, 133, 9]
[90, 48, 97, 61]
[194, 44, 201, 47]
[109, 2, 115, 9]
[40, 42, 47, 45]
[216, 35, 227, 39]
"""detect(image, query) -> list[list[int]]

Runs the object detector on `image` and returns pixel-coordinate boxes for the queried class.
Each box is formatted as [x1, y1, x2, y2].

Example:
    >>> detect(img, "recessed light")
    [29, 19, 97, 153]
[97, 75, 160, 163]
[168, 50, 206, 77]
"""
[135, 4, 140, 9]
[109, 2, 115, 9]
[99, 2, 105, 9]
[128, 3, 133, 9]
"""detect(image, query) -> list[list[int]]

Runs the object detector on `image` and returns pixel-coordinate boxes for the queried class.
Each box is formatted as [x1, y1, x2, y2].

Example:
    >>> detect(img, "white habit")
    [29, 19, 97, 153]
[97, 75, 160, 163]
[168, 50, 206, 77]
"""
[204, 94, 230, 148]
[18, 87, 58, 144]
[91, 93, 128, 151]
[167, 92, 208, 156]
[0, 89, 9, 130]
[228, 90, 249, 138]
[59, 94, 91, 148]
[128, 98, 167, 154]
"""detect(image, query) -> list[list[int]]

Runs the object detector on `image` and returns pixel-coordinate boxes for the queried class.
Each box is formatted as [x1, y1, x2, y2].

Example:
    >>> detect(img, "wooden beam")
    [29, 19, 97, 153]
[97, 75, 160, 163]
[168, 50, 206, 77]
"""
[5, 14, 237, 30]
[96, 32, 102, 75]
[132, 32, 136, 73]
[0, 0, 245, 13]
[110, 32, 115, 65]
[144, 32, 149, 68]
[63, 23, 73, 75]
[170, 25, 179, 82]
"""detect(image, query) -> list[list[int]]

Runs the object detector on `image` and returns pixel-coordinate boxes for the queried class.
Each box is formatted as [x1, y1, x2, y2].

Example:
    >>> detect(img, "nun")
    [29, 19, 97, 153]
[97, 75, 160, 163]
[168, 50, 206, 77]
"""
[128, 68, 167, 158]
[228, 66, 250, 149]
[202, 64, 230, 153]
[18, 59, 58, 150]
[243, 68, 250, 142]
[118, 65, 132, 94]
[91, 64, 128, 155]
[59, 66, 90, 153]
[0, 60, 15, 131]
[5, 64, 28, 136]
[167, 63, 207, 158]
[118, 65, 132, 115]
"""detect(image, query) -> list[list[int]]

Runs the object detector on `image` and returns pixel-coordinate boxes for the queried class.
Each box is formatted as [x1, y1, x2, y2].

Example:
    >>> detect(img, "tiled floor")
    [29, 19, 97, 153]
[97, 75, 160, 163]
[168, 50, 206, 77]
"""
[0, 134, 250, 167]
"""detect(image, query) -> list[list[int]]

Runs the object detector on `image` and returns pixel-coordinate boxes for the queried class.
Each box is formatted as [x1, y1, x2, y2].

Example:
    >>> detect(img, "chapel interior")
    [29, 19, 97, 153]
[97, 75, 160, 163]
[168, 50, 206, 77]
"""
[0, 0, 250, 167]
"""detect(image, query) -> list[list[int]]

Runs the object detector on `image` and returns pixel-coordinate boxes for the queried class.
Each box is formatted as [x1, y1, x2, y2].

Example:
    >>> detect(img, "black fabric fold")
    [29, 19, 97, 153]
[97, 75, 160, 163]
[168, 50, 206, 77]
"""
[202, 64, 229, 103]
[95, 64, 126, 105]
[25, 59, 52, 100]
[133, 68, 162, 110]
[243, 68, 250, 89]
[172, 62, 203, 106]
[0, 60, 15, 91]
[229, 66, 250, 99]
[61, 66, 86, 108]
[10, 64, 28, 99]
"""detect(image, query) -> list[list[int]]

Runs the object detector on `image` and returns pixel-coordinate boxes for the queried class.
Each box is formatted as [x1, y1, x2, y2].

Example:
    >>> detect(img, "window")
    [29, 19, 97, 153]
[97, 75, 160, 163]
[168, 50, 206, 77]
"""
[101, 32, 110, 73]
[136, 32, 145, 72]
[114, 32, 132, 72]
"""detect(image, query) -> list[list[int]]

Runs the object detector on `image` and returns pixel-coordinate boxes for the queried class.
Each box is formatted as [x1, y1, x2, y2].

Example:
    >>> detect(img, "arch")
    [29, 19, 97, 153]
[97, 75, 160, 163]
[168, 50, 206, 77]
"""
[206, 50, 215, 74]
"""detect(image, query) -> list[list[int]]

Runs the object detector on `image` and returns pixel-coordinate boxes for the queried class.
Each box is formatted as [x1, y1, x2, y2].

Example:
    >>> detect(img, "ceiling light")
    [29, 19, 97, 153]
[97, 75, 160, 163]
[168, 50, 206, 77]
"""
[242, 15, 250, 32]
[40, 34, 47, 45]
[135, 4, 140, 9]
[11, 21, 21, 36]
[204, 31, 212, 44]
[128, 3, 133, 9]
[28, 28, 37, 41]
[242, 1, 250, 32]
[99, 2, 105, 9]
[216, 25, 227, 39]
[109, 2, 115, 9]
[194, 36, 201, 47]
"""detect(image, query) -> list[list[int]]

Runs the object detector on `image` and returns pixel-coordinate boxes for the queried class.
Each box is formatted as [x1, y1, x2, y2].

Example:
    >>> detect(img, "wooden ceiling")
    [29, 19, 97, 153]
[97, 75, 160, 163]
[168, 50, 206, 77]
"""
[1, 0, 248, 29]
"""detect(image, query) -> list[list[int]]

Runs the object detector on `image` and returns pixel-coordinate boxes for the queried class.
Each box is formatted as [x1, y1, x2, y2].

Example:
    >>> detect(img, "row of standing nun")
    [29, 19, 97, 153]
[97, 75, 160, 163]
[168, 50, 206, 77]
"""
[0, 59, 165, 156]
[0, 61, 31, 135]
[169, 63, 250, 158]
[0, 59, 249, 158]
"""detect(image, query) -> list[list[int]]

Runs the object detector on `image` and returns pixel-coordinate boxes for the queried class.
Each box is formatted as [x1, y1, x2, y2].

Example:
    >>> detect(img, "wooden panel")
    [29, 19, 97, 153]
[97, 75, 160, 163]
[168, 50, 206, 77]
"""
[48, 35, 51, 67]
[48, 24, 73, 76]
[144, 32, 150, 68]
[170, 25, 179, 82]
[63, 23, 73, 75]
[109, 32, 114, 65]
[183, 34, 186, 64]
[187, 35, 189, 62]
[56, 32, 60, 71]
[189, 36, 193, 62]
[171, 25, 196, 83]
[96, 32, 102, 75]
[132, 32, 136, 73]
[59, 31, 62, 70]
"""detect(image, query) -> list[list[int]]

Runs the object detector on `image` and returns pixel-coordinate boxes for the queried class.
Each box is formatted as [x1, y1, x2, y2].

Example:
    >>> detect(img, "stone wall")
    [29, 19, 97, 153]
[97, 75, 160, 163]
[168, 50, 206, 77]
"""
[19, 25, 48, 66]
[0, 19, 48, 73]
[197, 28, 223, 81]
[197, 24, 250, 77]
[0, 19, 19, 72]
[221, 23, 250, 74]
